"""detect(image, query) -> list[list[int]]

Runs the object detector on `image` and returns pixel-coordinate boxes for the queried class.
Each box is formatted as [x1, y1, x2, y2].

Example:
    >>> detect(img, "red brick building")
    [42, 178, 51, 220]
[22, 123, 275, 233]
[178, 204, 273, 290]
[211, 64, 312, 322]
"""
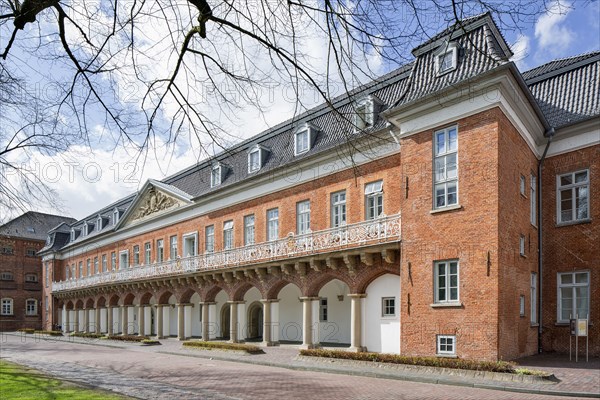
[0, 212, 75, 331]
[40, 14, 599, 361]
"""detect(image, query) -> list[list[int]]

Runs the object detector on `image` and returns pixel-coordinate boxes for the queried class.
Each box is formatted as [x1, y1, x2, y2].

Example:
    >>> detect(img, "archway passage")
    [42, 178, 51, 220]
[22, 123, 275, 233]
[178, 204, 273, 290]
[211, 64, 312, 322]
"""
[220, 303, 231, 340]
[246, 302, 263, 341]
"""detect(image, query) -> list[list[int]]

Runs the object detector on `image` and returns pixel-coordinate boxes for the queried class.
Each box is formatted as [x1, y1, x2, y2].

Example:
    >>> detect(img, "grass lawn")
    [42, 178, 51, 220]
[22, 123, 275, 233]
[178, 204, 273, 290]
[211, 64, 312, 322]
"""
[0, 359, 130, 399]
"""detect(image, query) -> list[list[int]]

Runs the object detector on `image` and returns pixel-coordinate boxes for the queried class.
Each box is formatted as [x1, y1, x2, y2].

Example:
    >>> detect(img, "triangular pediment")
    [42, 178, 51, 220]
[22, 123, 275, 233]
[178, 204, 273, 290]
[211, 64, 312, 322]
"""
[118, 180, 192, 228]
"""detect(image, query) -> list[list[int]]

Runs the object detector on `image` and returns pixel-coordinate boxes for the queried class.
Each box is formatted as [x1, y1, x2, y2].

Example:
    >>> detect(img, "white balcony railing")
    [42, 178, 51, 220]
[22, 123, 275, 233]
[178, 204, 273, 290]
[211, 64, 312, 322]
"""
[52, 214, 400, 292]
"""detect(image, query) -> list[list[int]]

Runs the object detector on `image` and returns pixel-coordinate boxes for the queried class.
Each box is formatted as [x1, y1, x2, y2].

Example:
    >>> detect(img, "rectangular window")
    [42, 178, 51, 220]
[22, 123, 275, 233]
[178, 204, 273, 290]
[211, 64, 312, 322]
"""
[248, 149, 260, 173]
[133, 245, 140, 266]
[267, 208, 279, 241]
[157, 239, 164, 262]
[1, 298, 13, 315]
[45, 296, 48, 311]
[119, 251, 129, 269]
[0, 272, 13, 281]
[26, 299, 37, 316]
[530, 174, 537, 225]
[169, 236, 178, 260]
[319, 298, 328, 322]
[102, 255, 107, 272]
[520, 175, 526, 196]
[78, 261, 83, 278]
[295, 129, 310, 155]
[244, 215, 255, 246]
[86, 259, 91, 275]
[205, 225, 215, 253]
[331, 191, 347, 227]
[434, 260, 459, 303]
[437, 335, 456, 355]
[557, 271, 590, 322]
[144, 242, 151, 264]
[45, 263, 49, 287]
[557, 170, 589, 223]
[26, 248, 36, 257]
[520, 235, 526, 256]
[94, 257, 99, 274]
[183, 233, 198, 257]
[531, 273, 537, 324]
[520, 295, 525, 316]
[223, 221, 234, 250]
[365, 181, 383, 220]
[434, 126, 458, 209]
[382, 297, 396, 317]
[297, 200, 311, 234]
[111, 252, 116, 270]
[25, 274, 38, 283]
[211, 165, 221, 187]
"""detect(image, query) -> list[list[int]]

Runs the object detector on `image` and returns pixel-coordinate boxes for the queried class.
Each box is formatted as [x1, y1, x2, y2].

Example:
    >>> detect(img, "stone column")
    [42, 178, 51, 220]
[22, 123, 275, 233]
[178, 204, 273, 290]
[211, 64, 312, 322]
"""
[300, 297, 318, 349]
[261, 299, 275, 346]
[156, 305, 164, 339]
[64, 307, 70, 333]
[83, 308, 89, 333]
[73, 307, 79, 332]
[348, 294, 366, 352]
[107, 306, 113, 335]
[137, 305, 145, 336]
[121, 306, 128, 335]
[200, 302, 213, 341]
[228, 302, 238, 343]
[95, 308, 101, 334]
[177, 304, 186, 341]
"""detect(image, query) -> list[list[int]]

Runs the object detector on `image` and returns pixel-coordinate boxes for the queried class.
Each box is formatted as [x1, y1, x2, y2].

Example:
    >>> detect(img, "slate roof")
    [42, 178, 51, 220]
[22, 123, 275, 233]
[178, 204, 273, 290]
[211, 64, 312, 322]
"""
[524, 51, 600, 128]
[0, 212, 76, 241]
[51, 14, 599, 252]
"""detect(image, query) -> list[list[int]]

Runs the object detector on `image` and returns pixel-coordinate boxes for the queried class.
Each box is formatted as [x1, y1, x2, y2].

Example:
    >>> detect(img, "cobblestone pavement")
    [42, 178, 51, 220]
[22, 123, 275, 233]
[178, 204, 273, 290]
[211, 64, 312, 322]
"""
[0, 333, 597, 400]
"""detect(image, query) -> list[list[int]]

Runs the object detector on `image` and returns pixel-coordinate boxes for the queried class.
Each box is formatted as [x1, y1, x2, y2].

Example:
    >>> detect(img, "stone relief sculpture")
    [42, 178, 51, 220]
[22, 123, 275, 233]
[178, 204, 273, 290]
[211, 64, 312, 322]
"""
[133, 187, 177, 220]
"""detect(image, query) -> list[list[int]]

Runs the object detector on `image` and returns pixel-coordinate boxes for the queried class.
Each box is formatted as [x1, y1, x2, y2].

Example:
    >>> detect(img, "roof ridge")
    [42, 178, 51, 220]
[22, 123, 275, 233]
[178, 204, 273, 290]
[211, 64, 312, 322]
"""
[523, 50, 600, 83]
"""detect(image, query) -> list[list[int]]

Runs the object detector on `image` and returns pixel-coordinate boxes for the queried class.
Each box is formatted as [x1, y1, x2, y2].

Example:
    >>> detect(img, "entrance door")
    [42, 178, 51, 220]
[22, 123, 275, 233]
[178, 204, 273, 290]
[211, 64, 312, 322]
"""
[221, 304, 230, 340]
[247, 303, 263, 340]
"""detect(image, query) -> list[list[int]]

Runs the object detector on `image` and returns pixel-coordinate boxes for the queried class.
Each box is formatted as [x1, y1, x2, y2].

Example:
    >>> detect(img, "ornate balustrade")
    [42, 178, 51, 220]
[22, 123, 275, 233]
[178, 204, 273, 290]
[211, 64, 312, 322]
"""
[52, 214, 401, 292]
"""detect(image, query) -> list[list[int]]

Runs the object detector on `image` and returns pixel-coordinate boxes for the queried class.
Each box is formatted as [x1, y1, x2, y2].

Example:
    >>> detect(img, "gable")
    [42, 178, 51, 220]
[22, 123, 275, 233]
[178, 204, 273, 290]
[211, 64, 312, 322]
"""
[120, 182, 192, 228]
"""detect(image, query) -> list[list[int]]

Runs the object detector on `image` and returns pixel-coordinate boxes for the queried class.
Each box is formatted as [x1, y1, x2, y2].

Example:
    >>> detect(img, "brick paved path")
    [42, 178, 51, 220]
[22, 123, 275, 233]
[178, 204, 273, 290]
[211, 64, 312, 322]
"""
[0, 334, 597, 400]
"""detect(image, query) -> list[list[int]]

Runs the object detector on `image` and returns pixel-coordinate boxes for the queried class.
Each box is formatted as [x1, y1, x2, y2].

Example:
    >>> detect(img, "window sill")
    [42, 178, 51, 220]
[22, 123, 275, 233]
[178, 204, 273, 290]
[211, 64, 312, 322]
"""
[430, 302, 463, 308]
[430, 205, 463, 214]
[555, 322, 593, 326]
[436, 353, 458, 358]
[556, 219, 591, 228]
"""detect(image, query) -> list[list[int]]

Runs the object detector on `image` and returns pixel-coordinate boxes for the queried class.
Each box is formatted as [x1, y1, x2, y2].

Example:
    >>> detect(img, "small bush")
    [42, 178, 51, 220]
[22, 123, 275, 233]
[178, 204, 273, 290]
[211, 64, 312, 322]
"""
[70, 332, 104, 338]
[17, 328, 34, 334]
[105, 335, 149, 342]
[141, 339, 161, 345]
[515, 368, 551, 377]
[300, 349, 518, 373]
[34, 330, 63, 336]
[183, 341, 264, 354]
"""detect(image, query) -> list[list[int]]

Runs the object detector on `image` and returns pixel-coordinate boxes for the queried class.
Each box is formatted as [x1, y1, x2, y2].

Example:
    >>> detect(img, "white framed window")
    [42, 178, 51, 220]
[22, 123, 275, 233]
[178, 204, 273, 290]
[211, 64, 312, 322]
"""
[0, 272, 13, 281]
[531, 273, 537, 324]
[102, 255, 107, 272]
[24, 273, 37, 283]
[520, 175, 526, 196]
[557, 170, 589, 224]
[1, 245, 14, 254]
[111, 251, 117, 270]
[520, 295, 525, 316]
[331, 191, 347, 227]
[530, 174, 537, 225]
[1, 298, 13, 315]
[294, 129, 310, 155]
[97, 215, 103, 231]
[113, 208, 120, 225]
[156, 239, 164, 262]
[353, 95, 381, 131]
[94, 256, 99, 273]
[557, 271, 590, 322]
[25, 248, 36, 257]
[78, 261, 83, 277]
[144, 242, 151, 264]
[434, 260, 459, 303]
[297, 200, 311, 234]
[435, 42, 458, 74]
[365, 181, 383, 220]
[248, 145, 268, 173]
[169, 235, 178, 260]
[382, 297, 396, 317]
[205, 225, 215, 253]
[182, 232, 198, 257]
[223, 220, 234, 250]
[434, 126, 458, 209]
[119, 250, 129, 269]
[70, 228, 75, 241]
[82, 224, 88, 236]
[267, 208, 279, 241]
[520, 235, 526, 256]
[244, 215, 255, 246]
[86, 259, 91, 275]
[319, 298, 328, 322]
[133, 245, 140, 266]
[45, 263, 49, 287]
[211, 163, 227, 187]
[437, 335, 456, 355]
[64, 265, 69, 280]
[45, 296, 48, 312]
[26, 299, 37, 316]
[71, 264, 75, 279]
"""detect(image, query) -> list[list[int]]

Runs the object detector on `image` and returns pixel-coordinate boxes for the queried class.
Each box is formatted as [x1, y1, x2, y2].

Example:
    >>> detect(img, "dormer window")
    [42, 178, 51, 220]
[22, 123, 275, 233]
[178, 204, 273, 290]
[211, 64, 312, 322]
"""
[113, 208, 119, 225]
[82, 224, 88, 236]
[353, 95, 382, 132]
[247, 145, 268, 173]
[435, 42, 458, 74]
[211, 164, 222, 187]
[70, 229, 75, 241]
[294, 124, 317, 156]
[96, 216, 103, 231]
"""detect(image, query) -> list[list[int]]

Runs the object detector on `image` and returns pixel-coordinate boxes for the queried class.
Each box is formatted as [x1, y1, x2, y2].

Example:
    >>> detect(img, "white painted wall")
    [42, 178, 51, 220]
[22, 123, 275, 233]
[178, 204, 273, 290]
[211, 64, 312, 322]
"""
[168, 295, 177, 336]
[207, 303, 217, 339]
[100, 308, 107, 333]
[243, 287, 261, 339]
[364, 274, 400, 354]
[144, 307, 152, 335]
[215, 290, 228, 338]
[278, 283, 303, 342]
[112, 307, 120, 334]
[318, 279, 351, 345]
[190, 293, 202, 337]
[128, 306, 135, 334]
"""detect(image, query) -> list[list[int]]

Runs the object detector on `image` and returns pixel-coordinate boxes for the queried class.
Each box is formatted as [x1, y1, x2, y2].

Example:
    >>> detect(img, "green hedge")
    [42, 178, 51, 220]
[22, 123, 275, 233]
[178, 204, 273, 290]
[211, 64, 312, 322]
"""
[183, 341, 264, 354]
[34, 330, 63, 336]
[300, 349, 517, 373]
[70, 332, 104, 338]
[105, 335, 149, 342]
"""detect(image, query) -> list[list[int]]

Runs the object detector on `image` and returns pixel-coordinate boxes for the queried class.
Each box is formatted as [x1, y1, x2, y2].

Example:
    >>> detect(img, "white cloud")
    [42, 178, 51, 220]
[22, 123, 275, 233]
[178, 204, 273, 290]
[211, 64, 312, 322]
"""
[510, 34, 531, 70]
[534, 1, 575, 56]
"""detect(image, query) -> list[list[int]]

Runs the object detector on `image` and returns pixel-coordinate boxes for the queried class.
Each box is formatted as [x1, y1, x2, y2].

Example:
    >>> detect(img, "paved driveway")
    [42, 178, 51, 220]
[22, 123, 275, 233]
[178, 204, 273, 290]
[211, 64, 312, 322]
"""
[0, 334, 593, 400]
